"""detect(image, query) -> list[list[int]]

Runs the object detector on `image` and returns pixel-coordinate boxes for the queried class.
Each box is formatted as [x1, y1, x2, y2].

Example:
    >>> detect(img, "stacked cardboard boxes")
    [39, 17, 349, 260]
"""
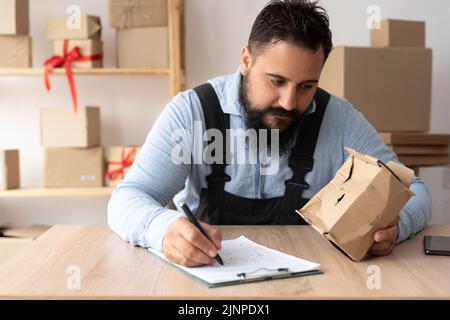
[46, 14, 103, 68]
[41, 107, 104, 187]
[109, 0, 169, 68]
[380, 132, 450, 167]
[0, 0, 31, 67]
[320, 19, 449, 168]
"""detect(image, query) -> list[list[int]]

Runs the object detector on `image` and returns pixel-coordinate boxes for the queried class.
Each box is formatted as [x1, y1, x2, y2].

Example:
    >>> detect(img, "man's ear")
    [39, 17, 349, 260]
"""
[240, 46, 252, 76]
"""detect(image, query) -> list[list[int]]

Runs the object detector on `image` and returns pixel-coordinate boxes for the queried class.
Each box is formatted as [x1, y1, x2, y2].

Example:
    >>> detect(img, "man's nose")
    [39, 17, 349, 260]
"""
[278, 86, 297, 111]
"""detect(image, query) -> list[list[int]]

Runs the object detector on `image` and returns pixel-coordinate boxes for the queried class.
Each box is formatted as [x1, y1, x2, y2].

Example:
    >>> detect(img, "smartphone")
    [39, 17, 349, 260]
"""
[424, 235, 450, 256]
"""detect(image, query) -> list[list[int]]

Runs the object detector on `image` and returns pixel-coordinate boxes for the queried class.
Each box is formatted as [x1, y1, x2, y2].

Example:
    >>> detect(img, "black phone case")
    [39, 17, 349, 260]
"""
[424, 235, 450, 256]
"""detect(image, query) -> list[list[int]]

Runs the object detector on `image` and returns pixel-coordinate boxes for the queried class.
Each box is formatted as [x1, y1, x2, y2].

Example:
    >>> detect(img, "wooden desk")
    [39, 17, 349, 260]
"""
[0, 225, 449, 299]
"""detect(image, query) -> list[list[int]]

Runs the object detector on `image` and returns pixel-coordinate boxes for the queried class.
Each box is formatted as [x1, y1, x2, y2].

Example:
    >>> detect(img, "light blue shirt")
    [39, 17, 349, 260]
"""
[108, 68, 432, 252]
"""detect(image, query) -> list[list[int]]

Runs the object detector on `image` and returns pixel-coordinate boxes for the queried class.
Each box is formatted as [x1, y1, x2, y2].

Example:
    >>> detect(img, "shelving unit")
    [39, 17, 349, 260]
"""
[0, 187, 113, 198]
[0, 0, 185, 198]
[0, 68, 170, 76]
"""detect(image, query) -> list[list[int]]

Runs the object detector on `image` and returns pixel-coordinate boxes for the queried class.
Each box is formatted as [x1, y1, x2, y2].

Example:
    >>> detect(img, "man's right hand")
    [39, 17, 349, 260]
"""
[163, 216, 222, 267]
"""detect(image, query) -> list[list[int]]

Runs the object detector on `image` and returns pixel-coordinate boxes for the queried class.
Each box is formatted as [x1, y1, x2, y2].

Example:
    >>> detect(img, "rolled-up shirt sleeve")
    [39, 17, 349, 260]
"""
[108, 91, 196, 251]
[342, 100, 432, 243]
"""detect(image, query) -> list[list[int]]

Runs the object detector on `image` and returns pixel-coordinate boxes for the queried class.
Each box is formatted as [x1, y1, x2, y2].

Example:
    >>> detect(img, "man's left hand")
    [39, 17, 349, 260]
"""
[368, 217, 400, 256]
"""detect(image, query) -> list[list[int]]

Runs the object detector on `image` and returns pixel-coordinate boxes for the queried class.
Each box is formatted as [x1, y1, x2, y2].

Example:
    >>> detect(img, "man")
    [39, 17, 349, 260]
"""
[108, 0, 432, 267]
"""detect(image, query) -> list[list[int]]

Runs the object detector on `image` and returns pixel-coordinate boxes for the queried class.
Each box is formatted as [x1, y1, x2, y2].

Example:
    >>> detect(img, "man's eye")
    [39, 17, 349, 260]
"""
[299, 84, 313, 90]
[270, 79, 284, 86]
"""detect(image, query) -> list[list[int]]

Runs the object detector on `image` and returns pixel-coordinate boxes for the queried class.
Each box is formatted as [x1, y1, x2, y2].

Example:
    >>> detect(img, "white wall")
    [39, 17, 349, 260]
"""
[1, 0, 449, 226]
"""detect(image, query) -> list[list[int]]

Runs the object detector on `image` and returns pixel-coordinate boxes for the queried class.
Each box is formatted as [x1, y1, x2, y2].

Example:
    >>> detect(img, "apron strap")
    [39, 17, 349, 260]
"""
[286, 87, 331, 190]
[194, 83, 230, 182]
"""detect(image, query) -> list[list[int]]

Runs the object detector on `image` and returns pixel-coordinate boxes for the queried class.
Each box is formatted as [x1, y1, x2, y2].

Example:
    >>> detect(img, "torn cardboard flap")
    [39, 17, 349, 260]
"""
[297, 147, 414, 261]
[385, 160, 415, 186]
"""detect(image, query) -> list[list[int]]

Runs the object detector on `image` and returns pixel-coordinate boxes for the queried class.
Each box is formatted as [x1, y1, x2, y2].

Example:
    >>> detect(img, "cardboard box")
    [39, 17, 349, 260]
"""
[297, 147, 414, 261]
[44, 147, 104, 188]
[0, 225, 51, 265]
[0, 150, 20, 191]
[0, 0, 29, 35]
[371, 19, 425, 48]
[53, 40, 103, 68]
[117, 27, 168, 68]
[399, 155, 450, 167]
[47, 15, 102, 40]
[106, 146, 139, 187]
[109, 0, 168, 28]
[40, 106, 101, 148]
[380, 132, 450, 145]
[0, 35, 31, 67]
[389, 145, 449, 156]
[320, 46, 432, 132]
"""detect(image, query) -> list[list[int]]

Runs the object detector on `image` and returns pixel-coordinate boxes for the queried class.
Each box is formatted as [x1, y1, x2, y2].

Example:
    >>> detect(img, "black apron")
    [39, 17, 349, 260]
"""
[193, 83, 330, 225]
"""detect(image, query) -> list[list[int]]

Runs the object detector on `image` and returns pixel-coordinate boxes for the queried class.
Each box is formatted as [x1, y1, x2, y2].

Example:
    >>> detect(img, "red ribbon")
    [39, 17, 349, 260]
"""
[44, 39, 103, 113]
[107, 147, 137, 181]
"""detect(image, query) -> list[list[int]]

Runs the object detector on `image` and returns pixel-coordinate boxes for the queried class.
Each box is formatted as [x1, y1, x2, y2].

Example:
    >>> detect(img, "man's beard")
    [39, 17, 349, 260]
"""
[238, 73, 303, 156]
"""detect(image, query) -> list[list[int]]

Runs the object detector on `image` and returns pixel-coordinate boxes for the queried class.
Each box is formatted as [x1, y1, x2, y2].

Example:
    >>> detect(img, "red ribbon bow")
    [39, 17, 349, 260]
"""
[107, 147, 137, 181]
[44, 39, 103, 113]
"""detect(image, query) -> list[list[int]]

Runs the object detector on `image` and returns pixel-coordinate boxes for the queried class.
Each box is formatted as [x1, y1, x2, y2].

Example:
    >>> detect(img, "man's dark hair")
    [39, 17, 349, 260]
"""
[248, 0, 333, 62]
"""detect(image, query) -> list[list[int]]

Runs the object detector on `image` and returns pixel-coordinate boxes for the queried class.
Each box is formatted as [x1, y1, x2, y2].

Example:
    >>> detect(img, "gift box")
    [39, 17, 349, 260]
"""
[0, 150, 20, 191]
[0, 35, 31, 67]
[109, 0, 168, 29]
[47, 15, 102, 40]
[0, 0, 29, 35]
[371, 19, 425, 48]
[297, 147, 414, 261]
[44, 147, 104, 188]
[40, 106, 101, 148]
[117, 27, 168, 68]
[106, 146, 140, 187]
[53, 40, 103, 68]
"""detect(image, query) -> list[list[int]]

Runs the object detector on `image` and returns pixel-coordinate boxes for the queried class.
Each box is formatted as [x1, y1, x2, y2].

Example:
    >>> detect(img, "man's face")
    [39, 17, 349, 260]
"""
[239, 41, 325, 133]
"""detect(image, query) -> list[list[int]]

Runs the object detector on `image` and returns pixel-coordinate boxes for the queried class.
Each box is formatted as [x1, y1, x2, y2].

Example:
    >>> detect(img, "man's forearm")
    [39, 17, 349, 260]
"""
[397, 176, 432, 243]
[107, 183, 183, 251]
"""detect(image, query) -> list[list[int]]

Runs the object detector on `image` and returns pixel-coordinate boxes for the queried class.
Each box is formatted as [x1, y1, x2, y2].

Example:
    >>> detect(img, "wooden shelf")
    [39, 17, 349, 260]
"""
[0, 68, 171, 76]
[0, 187, 114, 198]
[0, 0, 185, 94]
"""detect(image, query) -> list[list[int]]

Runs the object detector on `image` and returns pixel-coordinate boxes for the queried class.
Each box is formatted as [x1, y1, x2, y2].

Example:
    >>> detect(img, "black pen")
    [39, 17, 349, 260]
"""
[180, 202, 224, 266]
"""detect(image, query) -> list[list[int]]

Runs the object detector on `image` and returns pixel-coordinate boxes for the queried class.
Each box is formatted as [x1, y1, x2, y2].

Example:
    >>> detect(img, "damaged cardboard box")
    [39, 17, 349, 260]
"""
[44, 147, 104, 188]
[0, 225, 51, 265]
[319, 46, 432, 132]
[117, 27, 168, 68]
[40, 106, 101, 148]
[297, 147, 415, 261]
[0, 35, 31, 67]
[371, 19, 425, 48]
[109, 0, 168, 29]
[0, 149, 20, 191]
[53, 40, 103, 68]
[47, 15, 101, 40]
[0, 0, 29, 35]
[106, 146, 140, 187]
